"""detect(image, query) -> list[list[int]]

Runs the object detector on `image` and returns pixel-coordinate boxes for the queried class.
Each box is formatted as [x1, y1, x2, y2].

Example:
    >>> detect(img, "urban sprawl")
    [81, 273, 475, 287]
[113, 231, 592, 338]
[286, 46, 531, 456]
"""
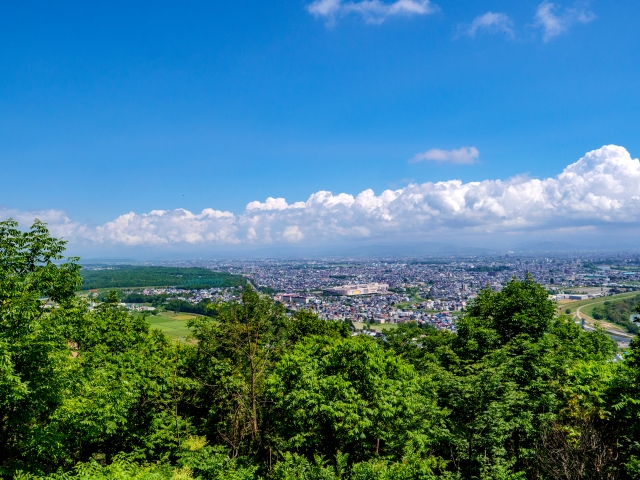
[103, 253, 640, 335]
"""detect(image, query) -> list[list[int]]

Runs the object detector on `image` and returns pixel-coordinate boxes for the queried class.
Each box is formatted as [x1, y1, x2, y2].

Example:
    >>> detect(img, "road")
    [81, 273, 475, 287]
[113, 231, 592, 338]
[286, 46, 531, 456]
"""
[575, 303, 634, 346]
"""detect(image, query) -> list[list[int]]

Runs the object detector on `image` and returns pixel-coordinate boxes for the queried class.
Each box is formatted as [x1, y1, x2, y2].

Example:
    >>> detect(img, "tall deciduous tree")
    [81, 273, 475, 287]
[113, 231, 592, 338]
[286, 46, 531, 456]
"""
[188, 287, 286, 456]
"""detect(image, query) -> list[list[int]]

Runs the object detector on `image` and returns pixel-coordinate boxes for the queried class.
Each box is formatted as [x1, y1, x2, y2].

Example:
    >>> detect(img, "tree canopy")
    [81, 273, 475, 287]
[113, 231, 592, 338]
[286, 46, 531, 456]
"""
[2, 219, 640, 480]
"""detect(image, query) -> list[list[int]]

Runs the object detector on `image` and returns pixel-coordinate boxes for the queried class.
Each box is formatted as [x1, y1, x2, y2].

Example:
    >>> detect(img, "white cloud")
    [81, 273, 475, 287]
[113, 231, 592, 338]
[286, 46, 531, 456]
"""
[307, 0, 437, 25]
[0, 208, 79, 239]
[283, 225, 305, 242]
[5, 146, 640, 250]
[459, 12, 514, 38]
[410, 146, 480, 164]
[534, 1, 595, 42]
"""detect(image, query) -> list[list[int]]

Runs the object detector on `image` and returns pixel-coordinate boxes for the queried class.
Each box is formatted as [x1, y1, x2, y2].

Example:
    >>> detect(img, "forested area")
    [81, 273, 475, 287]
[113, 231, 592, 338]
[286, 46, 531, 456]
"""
[80, 266, 246, 290]
[4, 220, 640, 479]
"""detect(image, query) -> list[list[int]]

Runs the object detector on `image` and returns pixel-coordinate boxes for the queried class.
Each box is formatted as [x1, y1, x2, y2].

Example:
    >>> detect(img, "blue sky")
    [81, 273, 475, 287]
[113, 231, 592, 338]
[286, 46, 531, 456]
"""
[2, 0, 640, 254]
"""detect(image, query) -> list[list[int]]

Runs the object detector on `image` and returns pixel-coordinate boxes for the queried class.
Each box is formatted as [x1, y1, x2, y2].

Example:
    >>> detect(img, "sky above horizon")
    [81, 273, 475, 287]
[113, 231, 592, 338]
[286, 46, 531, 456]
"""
[2, 0, 640, 256]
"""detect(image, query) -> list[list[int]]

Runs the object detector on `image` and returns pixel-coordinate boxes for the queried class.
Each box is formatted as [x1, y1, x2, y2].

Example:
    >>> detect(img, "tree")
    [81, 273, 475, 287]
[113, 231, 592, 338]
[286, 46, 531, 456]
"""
[456, 276, 556, 361]
[188, 287, 287, 456]
[267, 335, 444, 464]
[0, 219, 81, 475]
[285, 310, 349, 345]
[57, 299, 192, 465]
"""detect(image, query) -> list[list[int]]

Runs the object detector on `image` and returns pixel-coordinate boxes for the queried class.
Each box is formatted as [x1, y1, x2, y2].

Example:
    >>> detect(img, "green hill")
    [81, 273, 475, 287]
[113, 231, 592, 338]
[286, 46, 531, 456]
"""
[80, 265, 247, 290]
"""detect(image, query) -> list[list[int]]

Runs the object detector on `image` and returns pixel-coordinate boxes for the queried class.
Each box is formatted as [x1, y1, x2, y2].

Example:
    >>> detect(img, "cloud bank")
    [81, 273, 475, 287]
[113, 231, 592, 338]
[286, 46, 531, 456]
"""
[4, 146, 640, 251]
[307, 0, 437, 25]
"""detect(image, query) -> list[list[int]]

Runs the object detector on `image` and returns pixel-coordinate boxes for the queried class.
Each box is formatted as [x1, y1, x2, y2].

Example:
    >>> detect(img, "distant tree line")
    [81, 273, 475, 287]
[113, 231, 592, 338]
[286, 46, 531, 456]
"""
[102, 291, 214, 316]
[81, 265, 247, 290]
[164, 298, 212, 316]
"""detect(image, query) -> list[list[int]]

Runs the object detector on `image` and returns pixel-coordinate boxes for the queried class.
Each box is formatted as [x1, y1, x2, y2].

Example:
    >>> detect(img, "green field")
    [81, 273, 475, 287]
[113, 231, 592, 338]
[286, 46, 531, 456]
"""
[147, 311, 201, 339]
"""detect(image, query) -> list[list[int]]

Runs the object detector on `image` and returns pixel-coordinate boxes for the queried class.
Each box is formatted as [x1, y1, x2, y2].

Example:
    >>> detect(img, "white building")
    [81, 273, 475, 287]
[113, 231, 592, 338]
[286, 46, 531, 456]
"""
[323, 283, 389, 296]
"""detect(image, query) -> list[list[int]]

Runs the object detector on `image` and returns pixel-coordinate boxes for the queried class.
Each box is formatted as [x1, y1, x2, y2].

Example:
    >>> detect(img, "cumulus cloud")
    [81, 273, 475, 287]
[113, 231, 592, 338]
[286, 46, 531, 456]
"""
[459, 12, 514, 38]
[90, 208, 239, 246]
[307, 0, 437, 25]
[410, 146, 480, 165]
[5, 146, 640, 249]
[534, 1, 595, 42]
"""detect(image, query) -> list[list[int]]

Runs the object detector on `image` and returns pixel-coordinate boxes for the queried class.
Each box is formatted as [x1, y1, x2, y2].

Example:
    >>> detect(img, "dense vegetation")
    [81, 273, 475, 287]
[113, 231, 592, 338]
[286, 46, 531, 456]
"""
[4, 220, 640, 479]
[80, 265, 247, 290]
[592, 294, 640, 333]
[164, 298, 211, 316]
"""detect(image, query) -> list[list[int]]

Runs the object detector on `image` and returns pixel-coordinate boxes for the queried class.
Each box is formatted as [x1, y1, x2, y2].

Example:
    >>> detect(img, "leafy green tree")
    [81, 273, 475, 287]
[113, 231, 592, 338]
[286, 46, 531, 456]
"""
[0, 219, 81, 475]
[3, 221, 636, 480]
[285, 310, 349, 345]
[537, 361, 620, 480]
[461, 275, 555, 348]
[267, 335, 444, 464]
[104, 290, 120, 304]
[384, 279, 616, 479]
[187, 287, 287, 457]
[380, 323, 458, 372]
[605, 303, 640, 477]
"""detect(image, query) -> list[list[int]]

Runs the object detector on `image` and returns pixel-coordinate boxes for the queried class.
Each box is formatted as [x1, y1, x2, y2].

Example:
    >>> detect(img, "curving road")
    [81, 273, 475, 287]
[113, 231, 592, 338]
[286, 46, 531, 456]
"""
[575, 304, 634, 342]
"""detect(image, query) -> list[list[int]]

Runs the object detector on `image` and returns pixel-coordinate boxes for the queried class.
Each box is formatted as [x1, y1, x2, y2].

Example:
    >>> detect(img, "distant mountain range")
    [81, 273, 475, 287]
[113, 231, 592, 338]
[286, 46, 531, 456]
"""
[73, 238, 640, 262]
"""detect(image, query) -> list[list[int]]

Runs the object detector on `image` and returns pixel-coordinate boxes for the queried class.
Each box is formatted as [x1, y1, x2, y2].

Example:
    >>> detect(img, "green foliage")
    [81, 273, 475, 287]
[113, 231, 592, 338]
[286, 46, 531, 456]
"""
[4, 222, 640, 479]
[104, 290, 120, 304]
[270, 452, 343, 480]
[14, 457, 178, 480]
[267, 335, 443, 463]
[177, 439, 258, 480]
[186, 288, 287, 457]
[0, 219, 81, 475]
[80, 266, 246, 290]
[457, 275, 556, 359]
[106, 292, 170, 307]
[165, 299, 211, 316]
[285, 310, 350, 345]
